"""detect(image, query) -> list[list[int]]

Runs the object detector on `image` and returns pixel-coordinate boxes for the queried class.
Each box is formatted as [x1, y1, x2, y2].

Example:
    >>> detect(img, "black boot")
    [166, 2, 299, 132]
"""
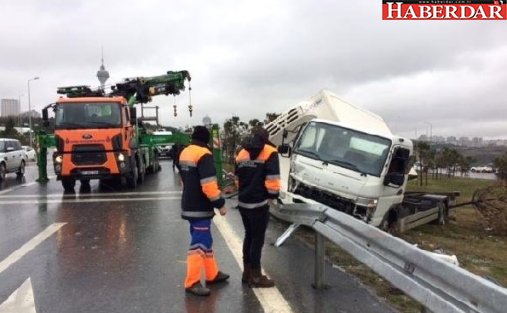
[248, 269, 275, 288]
[206, 271, 230, 285]
[242, 263, 251, 284]
[185, 282, 210, 296]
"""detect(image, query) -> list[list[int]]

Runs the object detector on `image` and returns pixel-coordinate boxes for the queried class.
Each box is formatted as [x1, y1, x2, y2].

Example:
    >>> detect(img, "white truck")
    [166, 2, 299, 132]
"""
[266, 90, 456, 232]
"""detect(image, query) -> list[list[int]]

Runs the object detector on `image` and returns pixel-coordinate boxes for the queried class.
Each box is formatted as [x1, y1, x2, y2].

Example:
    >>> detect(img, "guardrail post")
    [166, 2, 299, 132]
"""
[313, 232, 327, 289]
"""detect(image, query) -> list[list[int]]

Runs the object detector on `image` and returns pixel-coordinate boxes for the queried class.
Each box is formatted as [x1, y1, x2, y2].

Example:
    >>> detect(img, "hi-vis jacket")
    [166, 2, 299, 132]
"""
[235, 141, 281, 209]
[179, 141, 225, 220]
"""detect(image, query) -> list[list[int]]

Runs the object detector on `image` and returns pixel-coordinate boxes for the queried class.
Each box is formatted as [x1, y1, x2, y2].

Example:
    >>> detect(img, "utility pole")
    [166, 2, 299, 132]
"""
[27, 77, 40, 146]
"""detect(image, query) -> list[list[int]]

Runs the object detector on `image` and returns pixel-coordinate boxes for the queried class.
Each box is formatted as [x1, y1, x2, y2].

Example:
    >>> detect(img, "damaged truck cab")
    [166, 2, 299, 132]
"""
[280, 118, 412, 227]
[268, 90, 455, 232]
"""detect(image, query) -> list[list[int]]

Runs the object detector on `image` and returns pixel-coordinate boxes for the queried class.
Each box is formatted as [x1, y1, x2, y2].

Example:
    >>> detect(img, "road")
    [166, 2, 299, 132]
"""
[0, 160, 394, 313]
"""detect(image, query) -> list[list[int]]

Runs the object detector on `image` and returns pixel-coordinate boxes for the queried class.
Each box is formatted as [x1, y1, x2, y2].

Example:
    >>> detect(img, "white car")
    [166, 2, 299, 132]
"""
[22, 145, 36, 161]
[0, 138, 26, 181]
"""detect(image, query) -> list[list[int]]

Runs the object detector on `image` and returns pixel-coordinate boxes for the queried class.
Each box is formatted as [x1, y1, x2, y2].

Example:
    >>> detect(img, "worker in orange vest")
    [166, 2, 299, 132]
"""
[179, 126, 229, 296]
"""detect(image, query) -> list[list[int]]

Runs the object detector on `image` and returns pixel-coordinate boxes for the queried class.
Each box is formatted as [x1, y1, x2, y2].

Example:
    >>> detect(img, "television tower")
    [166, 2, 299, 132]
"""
[96, 48, 110, 90]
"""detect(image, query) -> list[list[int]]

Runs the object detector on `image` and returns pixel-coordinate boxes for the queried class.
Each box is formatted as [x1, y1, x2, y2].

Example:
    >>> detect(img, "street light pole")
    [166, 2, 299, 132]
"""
[18, 94, 24, 127]
[27, 77, 40, 146]
[424, 121, 433, 143]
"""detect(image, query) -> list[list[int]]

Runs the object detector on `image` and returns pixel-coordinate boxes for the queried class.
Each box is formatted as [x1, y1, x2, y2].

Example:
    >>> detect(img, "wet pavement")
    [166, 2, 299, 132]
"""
[0, 160, 394, 313]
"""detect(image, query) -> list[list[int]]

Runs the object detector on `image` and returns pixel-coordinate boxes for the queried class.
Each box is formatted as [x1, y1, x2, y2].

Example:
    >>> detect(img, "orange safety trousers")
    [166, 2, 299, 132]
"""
[184, 219, 220, 288]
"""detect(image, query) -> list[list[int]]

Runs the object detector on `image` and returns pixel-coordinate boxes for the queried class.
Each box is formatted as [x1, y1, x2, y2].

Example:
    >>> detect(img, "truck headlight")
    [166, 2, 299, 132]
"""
[55, 155, 63, 163]
[117, 153, 125, 162]
[356, 197, 378, 209]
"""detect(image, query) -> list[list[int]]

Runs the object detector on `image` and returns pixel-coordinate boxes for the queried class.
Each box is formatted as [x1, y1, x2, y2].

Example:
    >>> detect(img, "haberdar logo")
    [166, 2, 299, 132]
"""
[382, 0, 507, 20]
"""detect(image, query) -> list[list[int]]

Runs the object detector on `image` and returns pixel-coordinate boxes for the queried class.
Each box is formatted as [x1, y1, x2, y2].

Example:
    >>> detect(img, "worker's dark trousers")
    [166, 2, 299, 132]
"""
[239, 205, 270, 269]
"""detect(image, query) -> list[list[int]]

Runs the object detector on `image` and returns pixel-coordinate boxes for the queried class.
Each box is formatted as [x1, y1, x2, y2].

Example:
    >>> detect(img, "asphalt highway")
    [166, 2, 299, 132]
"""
[0, 160, 394, 313]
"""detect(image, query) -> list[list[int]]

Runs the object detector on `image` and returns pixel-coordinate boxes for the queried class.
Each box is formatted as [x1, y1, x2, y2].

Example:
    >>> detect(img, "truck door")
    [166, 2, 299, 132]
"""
[291, 122, 326, 187]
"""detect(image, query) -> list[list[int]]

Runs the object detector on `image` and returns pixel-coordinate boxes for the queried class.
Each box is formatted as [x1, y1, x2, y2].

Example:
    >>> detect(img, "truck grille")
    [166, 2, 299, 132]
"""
[71, 145, 107, 165]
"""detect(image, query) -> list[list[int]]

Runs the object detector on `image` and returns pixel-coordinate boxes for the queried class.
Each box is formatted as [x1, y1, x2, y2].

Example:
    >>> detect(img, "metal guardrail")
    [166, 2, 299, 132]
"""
[271, 203, 507, 313]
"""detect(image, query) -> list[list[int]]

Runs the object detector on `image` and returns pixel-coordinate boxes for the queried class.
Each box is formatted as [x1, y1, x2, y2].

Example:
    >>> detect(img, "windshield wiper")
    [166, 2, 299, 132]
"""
[324, 159, 367, 176]
[84, 121, 120, 128]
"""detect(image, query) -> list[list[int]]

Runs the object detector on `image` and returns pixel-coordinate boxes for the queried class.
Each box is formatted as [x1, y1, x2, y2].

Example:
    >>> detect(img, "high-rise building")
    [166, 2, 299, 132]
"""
[1, 98, 20, 117]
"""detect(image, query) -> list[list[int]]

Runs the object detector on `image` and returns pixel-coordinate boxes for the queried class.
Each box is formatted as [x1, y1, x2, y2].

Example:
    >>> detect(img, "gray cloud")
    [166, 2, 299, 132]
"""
[1, 1, 506, 139]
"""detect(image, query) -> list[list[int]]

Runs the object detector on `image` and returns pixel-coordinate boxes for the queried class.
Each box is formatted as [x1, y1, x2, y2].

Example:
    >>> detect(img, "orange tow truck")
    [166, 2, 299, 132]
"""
[42, 70, 191, 191]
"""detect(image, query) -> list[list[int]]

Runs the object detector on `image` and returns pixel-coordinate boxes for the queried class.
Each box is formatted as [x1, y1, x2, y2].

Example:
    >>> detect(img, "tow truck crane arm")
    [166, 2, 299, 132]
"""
[57, 70, 191, 106]
[110, 70, 191, 105]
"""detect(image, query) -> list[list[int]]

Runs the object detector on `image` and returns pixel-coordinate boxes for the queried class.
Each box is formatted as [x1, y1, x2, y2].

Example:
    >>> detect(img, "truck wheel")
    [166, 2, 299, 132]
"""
[154, 156, 161, 172]
[0, 163, 6, 181]
[137, 159, 145, 183]
[126, 162, 138, 188]
[436, 202, 448, 225]
[16, 160, 25, 178]
[380, 210, 400, 235]
[62, 177, 76, 192]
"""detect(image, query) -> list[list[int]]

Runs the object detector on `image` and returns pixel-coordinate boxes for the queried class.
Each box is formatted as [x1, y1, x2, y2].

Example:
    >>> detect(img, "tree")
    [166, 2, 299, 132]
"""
[264, 113, 279, 124]
[415, 141, 432, 186]
[222, 116, 248, 163]
[0, 117, 25, 142]
[494, 152, 507, 182]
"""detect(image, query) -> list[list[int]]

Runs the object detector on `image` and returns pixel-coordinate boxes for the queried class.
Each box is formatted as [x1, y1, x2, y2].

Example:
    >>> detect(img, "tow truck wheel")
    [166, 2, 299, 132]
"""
[137, 159, 145, 183]
[126, 161, 138, 188]
[154, 155, 161, 172]
[62, 177, 76, 192]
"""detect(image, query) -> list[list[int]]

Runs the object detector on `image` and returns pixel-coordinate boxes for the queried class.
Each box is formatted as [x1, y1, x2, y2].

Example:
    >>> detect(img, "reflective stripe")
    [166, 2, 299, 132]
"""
[238, 200, 268, 209]
[202, 181, 221, 199]
[189, 243, 209, 252]
[266, 174, 280, 180]
[182, 211, 215, 218]
[200, 176, 217, 184]
[179, 160, 197, 167]
[204, 251, 214, 257]
[187, 249, 205, 256]
[267, 189, 279, 194]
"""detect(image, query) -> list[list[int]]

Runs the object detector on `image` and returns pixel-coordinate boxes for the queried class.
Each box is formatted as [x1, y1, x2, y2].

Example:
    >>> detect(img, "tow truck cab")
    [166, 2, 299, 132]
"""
[49, 96, 138, 189]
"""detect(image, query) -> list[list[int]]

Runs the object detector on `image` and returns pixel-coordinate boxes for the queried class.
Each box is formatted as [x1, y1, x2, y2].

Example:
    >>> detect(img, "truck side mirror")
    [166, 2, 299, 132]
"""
[42, 108, 49, 127]
[278, 144, 291, 157]
[129, 107, 137, 124]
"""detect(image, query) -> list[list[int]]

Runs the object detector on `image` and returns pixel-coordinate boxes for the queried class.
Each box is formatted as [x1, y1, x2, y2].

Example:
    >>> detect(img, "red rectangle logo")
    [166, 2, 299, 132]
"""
[382, 1, 507, 20]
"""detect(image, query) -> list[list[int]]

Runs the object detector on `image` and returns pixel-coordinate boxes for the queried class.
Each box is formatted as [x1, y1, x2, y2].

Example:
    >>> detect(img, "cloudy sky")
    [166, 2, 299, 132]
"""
[1, 0, 506, 140]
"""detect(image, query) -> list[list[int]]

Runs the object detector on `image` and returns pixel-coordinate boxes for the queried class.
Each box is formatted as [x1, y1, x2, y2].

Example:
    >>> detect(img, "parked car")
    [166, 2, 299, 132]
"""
[0, 138, 26, 181]
[470, 166, 494, 173]
[156, 144, 173, 158]
[22, 145, 36, 161]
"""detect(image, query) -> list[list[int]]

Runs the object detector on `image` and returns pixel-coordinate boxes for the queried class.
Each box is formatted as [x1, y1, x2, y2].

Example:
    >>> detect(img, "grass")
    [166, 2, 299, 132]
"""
[293, 175, 506, 313]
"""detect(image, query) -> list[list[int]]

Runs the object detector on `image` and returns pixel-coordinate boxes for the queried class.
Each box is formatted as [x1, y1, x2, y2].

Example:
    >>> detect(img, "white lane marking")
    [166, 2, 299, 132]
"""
[0, 176, 57, 195]
[0, 278, 36, 313]
[213, 216, 294, 313]
[0, 223, 66, 275]
[0, 196, 181, 205]
[0, 190, 181, 199]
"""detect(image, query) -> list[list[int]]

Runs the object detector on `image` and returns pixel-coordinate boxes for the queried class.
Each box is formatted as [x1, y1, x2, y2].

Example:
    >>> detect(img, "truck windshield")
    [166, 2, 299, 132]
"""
[54, 102, 122, 129]
[294, 122, 392, 176]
